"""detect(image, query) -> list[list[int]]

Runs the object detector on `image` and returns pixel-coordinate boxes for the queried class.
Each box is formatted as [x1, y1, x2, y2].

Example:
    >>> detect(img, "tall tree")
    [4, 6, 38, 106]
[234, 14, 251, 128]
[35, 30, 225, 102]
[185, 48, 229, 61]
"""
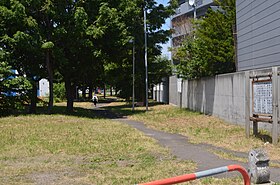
[0, 0, 46, 113]
[52, 1, 103, 112]
[0, 61, 31, 115]
[173, 0, 236, 79]
[1, 0, 178, 113]
[102, 0, 177, 101]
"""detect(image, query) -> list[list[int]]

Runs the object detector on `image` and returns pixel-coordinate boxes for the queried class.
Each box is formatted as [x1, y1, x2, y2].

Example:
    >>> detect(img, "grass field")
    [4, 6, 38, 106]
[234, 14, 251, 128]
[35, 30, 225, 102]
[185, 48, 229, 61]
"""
[0, 102, 260, 184]
[105, 102, 280, 162]
[3, 102, 239, 185]
[0, 112, 199, 184]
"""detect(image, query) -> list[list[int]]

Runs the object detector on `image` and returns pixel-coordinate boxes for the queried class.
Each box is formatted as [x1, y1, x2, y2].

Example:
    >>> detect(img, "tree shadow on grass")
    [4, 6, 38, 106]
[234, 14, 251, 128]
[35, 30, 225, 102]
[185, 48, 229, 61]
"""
[100, 101, 166, 117]
[1, 99, 162, 120]
[34, 105, 130, 120]
[52, 101, 155, 119]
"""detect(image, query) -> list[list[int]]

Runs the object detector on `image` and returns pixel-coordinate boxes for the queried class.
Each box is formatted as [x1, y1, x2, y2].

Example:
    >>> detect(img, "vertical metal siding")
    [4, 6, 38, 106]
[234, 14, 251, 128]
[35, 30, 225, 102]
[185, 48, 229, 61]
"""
[236, 0, 280, 71]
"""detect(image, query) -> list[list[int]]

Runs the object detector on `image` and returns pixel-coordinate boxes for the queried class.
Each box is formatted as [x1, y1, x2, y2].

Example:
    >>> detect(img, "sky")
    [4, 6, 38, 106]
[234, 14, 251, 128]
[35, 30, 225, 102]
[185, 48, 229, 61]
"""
[156, 0, 172, 59]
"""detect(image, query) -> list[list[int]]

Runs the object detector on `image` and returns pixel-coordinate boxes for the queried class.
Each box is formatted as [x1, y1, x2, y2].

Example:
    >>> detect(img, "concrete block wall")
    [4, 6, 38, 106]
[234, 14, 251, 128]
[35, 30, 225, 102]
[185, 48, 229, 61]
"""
[180, 72, 246, 124]
[167, 68, 280, 131]
[153, 84, 164, 103]
[169, 75, 179, 106]
[152, 77, 169, 104]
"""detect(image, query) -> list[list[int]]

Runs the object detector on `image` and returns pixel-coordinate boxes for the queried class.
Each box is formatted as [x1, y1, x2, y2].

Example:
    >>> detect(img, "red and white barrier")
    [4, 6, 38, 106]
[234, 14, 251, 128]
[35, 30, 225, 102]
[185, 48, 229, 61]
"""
[137, 164, 250, 185]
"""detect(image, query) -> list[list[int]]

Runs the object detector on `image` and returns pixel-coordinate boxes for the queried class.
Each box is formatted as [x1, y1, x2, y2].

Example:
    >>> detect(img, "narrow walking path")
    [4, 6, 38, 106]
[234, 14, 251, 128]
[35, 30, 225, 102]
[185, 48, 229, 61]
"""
[116, 118, 280, 182]
[93, 104, 279, 182]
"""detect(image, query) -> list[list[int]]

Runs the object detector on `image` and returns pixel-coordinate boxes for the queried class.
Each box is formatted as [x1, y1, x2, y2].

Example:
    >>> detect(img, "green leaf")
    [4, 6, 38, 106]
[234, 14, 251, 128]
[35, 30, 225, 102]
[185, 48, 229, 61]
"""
[41, 41, 54, 49]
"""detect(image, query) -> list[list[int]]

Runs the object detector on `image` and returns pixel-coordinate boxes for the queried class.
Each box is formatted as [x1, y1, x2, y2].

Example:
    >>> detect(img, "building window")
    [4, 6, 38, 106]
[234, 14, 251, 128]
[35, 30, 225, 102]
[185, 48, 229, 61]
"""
[178, 0, 185, 5]
[188, 0, 203, 8]
[197, 0, 203, 6]
[175, 7, 181, 15]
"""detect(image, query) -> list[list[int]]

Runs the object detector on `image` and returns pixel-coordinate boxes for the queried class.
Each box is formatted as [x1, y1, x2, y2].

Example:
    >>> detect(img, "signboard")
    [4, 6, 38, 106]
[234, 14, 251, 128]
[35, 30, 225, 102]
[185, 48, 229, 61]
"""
[253, 80, 272, 114]
[177, 78, 182, 93]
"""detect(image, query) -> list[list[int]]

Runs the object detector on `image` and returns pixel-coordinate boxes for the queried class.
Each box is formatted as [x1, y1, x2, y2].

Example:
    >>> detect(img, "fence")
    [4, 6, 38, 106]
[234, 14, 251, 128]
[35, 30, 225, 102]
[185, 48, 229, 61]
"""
[153, 67, 280, 143]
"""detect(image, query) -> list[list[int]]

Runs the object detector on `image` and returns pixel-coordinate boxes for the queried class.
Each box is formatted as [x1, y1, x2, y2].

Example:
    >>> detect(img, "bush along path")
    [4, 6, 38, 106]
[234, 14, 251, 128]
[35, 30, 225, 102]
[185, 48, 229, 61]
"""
[95, 104, 280, 183]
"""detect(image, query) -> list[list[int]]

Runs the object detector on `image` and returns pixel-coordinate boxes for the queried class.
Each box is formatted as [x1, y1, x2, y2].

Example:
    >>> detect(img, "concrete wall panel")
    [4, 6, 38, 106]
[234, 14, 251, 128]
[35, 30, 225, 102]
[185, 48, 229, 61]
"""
[170, 72, 246, 125]
[169, 75, 178, 106]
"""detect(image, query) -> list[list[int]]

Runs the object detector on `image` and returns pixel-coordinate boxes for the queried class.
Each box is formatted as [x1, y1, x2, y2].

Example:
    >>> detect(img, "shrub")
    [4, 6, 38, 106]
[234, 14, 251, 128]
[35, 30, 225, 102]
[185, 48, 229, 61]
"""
[53, 82, 66, 102]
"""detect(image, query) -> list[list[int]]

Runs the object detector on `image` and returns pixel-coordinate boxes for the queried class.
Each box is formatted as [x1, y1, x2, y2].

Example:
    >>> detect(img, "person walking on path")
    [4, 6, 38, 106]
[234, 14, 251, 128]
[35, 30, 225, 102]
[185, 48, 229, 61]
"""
[92, 95, 98, 107]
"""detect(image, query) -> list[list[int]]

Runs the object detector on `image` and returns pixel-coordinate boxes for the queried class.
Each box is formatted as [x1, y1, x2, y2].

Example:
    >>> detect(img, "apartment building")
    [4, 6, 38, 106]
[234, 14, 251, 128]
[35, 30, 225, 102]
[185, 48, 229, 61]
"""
[171, 0, 214, 49]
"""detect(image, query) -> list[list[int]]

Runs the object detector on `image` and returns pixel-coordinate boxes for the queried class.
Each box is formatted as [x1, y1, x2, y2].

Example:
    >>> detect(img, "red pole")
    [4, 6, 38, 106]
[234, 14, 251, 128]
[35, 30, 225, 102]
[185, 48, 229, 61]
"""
[137, 164, 250, 185]
[138, 173, 196, 185]
[227, 165, 250, 185]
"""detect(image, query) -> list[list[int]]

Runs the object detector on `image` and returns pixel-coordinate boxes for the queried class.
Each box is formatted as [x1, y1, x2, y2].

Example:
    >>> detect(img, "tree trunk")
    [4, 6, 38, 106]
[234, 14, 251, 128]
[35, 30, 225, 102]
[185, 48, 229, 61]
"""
[151, 84, 154, 100]
[89, 86, 93, 99]
[65, 78, 74, 112]
[103, 83, 106, 99]
[76, 86, 79, 100]
[45, 15, 54, 114]
[82, 86, 86, 100]
[29, 80, 37, 114]
[46, 50, 53, 114]
[140, 83, 145, 106]
[110, 86, 113, 96]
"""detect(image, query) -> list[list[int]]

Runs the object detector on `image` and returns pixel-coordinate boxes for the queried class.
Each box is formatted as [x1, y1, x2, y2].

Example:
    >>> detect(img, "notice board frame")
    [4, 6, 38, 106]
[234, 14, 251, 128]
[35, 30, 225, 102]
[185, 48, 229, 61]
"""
[251, 78, 272, 116]
[246, 67, 279, 145]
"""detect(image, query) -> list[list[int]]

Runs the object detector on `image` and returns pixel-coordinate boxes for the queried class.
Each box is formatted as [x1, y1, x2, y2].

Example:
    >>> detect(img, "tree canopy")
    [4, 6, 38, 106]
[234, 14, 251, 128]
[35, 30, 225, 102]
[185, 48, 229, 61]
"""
[173, 0, 236, 79]
[0, 0, 177, 114]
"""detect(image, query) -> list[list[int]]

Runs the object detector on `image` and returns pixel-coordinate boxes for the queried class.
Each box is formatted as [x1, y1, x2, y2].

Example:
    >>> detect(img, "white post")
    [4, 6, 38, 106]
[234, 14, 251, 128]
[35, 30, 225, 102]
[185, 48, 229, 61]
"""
[245, 71, 250, 138]
[272, 67, 278, 144]
[132, 40, 135, 111]
[193, 5, 196, 20]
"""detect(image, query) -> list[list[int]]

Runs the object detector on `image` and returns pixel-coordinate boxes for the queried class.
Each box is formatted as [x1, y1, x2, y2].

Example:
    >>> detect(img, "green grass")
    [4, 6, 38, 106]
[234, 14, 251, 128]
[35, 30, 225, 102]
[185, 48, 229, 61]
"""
[0, 112, 197, 184]
[185, 177, 243, 185]
[105, 102, 280, 162]
[1, 101, 264, 184]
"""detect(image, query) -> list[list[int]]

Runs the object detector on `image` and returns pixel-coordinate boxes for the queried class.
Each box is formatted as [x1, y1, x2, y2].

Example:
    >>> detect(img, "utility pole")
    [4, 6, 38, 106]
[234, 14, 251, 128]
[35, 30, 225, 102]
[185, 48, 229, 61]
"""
[144, 5, 148, 111]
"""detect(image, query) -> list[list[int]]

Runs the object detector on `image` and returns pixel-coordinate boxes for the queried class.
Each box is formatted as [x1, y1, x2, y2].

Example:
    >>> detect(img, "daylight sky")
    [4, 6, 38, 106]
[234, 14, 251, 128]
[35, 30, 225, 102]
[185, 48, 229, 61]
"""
[156, 0, 171, 59]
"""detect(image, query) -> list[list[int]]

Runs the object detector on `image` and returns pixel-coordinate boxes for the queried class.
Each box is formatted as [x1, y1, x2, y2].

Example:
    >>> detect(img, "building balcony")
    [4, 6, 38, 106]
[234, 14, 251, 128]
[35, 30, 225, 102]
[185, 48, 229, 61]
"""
[172, 0, 214, 20]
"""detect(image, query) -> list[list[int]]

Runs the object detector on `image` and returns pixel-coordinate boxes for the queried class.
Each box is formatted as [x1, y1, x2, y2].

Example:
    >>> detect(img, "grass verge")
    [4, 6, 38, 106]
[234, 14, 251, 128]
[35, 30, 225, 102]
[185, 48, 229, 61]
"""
[0, 102, 258, 184]
[105, 102, 280, 161]
[0, 111, 196, 184]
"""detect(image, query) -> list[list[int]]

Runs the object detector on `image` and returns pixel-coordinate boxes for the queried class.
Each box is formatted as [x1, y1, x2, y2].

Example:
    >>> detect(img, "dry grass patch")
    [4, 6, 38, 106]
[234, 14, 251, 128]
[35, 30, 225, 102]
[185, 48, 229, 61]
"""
[0, 112, 196, 184]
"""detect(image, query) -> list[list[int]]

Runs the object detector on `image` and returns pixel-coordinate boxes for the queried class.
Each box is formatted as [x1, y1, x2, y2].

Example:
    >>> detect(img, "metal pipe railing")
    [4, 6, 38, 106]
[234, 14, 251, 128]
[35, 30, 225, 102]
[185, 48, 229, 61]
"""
[136, 164, 250, 185]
